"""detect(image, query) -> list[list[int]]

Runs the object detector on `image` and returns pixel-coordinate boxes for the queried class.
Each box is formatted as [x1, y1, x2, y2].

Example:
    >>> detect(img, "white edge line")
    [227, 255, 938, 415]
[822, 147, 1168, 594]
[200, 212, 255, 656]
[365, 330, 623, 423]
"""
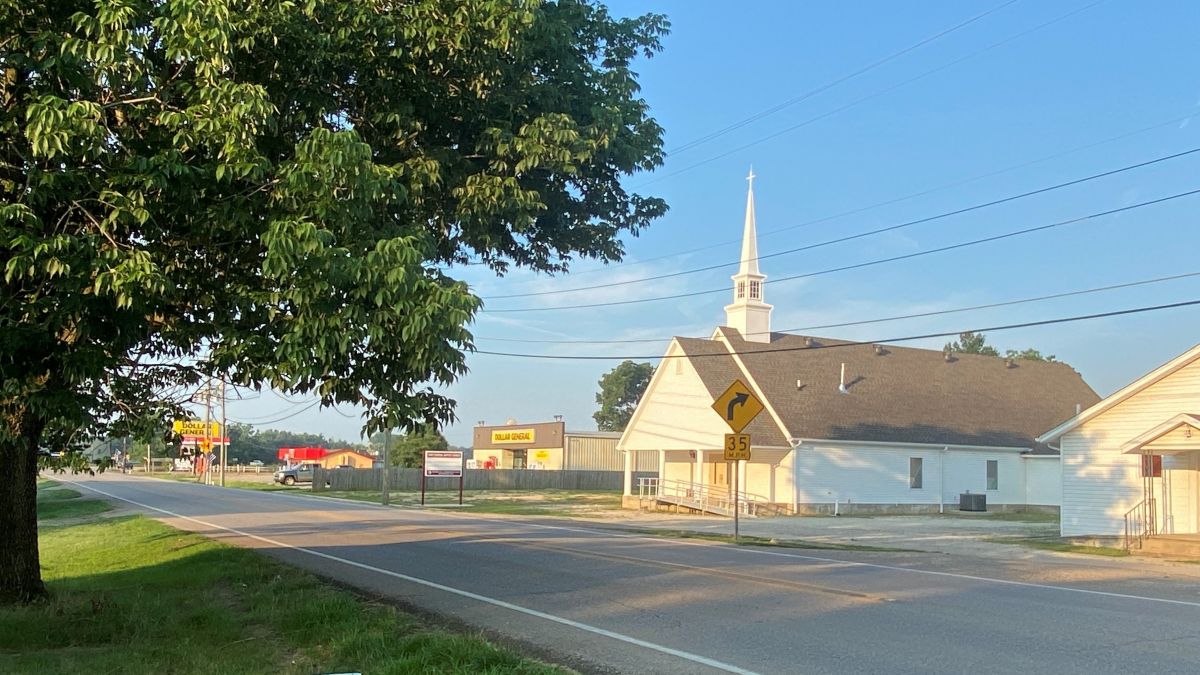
[66, 480, 761, 675]
[107, 476, 1200, 610]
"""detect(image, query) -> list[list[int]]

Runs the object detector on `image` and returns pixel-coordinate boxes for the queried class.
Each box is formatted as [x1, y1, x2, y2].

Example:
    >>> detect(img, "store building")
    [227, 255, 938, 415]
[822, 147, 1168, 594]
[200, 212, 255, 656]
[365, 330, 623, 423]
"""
[473, 419, 656, 471]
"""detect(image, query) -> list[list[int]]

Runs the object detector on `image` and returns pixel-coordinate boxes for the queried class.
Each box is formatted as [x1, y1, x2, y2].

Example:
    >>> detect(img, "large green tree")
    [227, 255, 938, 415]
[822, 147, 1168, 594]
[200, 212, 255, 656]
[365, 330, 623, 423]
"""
[370, 426, 448, 468]
[1, 0, 667, 603]
[593, 360, 654, 431]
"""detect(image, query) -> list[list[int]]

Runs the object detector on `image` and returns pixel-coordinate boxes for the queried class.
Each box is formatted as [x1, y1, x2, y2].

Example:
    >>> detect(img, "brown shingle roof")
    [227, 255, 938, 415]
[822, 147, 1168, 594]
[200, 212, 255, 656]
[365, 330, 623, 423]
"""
[674, 338, 790, 446]
[677, 327, 1099, 452]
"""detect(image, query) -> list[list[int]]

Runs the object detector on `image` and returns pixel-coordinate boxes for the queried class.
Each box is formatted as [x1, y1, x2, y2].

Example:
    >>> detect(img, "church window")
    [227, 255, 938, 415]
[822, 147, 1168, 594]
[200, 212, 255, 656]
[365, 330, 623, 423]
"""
[736, 281, 745, 299]
[909, 458, 923, 489]
[749, 280, 761, 300]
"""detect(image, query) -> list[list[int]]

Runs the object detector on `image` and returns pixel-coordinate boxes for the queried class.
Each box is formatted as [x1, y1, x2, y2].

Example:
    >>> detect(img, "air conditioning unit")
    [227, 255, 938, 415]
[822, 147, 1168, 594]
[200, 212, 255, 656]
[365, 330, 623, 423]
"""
[959, 492, 987, 512]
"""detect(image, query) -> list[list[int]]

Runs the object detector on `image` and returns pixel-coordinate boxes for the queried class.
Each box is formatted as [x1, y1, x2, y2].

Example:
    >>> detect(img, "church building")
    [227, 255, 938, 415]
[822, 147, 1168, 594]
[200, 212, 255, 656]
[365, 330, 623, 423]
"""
[619, 173, 1099, 514]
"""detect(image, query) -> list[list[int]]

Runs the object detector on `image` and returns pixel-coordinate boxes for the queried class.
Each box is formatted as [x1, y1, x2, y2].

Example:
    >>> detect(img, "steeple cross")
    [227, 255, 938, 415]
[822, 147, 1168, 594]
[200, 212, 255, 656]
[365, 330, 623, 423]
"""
[746, 167, 756, 189]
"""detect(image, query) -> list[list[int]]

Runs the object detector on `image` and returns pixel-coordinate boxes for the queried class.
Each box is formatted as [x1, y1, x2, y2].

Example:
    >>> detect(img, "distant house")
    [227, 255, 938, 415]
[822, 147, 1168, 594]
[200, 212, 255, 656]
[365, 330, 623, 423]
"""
[277, 446, 375, 469]
[1039, 344, 1200, 539]
[619, 174, 1098, 514]
[316, 449, 375, 469]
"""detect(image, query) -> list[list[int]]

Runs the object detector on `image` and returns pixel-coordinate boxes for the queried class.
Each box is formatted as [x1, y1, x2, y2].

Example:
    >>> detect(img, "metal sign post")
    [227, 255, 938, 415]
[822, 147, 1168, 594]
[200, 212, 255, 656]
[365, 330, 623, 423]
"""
[713, 379, 763, 542]
[724, 433, 750, 543]
[424, 450, 465, 507]
[733, 460, 739, 542]
[381, 426, 390, 506]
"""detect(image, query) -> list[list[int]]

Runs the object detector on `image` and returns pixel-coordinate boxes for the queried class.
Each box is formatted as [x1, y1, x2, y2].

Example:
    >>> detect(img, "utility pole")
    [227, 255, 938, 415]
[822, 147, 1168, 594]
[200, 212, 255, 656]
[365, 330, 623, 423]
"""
[203, 377, 213, 485]
[219, 380, 227, 487]
[381, 419, 390, 506]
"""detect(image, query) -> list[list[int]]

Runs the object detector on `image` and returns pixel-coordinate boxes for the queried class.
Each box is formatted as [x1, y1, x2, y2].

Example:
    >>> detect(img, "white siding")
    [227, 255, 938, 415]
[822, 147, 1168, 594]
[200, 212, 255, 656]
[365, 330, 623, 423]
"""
[743, 449, 789, 503]
[941, 452, 1025, 505]
[1061, 358, 1200, 537]
[1023, 458, 1062, 506]
[663, 451, 693, 483]
[620, 342, 736, 452]
[795, 443, 1027, 507]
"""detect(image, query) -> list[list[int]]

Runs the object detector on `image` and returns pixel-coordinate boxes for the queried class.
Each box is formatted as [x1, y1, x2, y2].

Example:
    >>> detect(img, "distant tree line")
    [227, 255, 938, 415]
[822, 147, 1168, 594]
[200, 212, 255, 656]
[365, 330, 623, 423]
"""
[85, 421, 462, 467]
[944, 331, 1059, 363]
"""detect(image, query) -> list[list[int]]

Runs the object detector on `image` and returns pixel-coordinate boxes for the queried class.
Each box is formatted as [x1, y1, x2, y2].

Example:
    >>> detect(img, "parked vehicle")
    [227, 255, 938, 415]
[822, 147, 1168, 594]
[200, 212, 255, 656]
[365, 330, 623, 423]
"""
[249, 460, 264, 467]
[273, 463, 317, 486]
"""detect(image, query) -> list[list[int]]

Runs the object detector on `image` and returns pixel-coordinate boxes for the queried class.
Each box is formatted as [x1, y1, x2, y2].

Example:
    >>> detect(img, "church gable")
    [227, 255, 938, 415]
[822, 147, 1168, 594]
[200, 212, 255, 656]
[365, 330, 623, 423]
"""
[619, 341, 786, 451]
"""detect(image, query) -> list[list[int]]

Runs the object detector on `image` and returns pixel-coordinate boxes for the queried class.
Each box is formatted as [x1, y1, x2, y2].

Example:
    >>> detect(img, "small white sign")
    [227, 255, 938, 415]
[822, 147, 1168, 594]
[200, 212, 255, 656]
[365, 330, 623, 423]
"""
[424, 450, 464, 477]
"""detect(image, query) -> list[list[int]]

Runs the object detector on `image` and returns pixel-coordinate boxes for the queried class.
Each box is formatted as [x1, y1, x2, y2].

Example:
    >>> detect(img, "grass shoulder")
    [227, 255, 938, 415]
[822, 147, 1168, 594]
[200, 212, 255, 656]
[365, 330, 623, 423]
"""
[36, 482, 112, 522]
[986, 535, 1129, 557]
[313, 489, 622, 518]
[630, 528, 921, 553]
[5, 483, 569, 674]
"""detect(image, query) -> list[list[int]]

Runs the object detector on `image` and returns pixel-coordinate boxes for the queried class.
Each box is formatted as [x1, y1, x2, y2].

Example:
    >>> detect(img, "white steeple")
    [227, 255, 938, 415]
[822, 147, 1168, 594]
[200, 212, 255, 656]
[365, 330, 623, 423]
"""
[724, 168, 773, 342]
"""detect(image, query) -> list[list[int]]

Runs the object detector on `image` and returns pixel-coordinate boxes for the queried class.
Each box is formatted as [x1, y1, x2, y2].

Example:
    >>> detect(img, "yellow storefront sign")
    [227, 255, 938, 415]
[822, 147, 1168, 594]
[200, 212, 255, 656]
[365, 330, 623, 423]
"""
[490, 428, 536, 444]
[173, 420, 221, 437]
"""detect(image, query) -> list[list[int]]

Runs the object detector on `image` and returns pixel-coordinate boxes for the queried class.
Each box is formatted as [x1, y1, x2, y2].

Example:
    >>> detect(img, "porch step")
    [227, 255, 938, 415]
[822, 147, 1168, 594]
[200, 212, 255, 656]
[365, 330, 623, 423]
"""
[1137, 535, 1200, 559]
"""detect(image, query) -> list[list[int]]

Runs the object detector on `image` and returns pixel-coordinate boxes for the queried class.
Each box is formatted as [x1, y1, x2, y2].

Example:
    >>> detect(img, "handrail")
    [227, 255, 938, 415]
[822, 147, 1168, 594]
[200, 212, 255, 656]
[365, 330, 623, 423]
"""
[636, 477, 771, 516]
[1123, 497, 1157, 550]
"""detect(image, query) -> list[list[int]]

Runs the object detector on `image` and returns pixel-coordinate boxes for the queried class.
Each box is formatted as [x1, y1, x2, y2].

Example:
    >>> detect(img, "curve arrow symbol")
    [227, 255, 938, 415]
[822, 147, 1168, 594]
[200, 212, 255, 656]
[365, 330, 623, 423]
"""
[726, 392, 749, 421]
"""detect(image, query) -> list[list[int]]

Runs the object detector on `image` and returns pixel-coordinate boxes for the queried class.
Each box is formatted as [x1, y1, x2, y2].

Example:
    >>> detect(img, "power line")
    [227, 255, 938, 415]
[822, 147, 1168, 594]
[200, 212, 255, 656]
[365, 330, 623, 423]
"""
[474, 299, 1200, 361]
[481, 186, 1200, 313]
[637, 0, 1108, 190]
[475, 271, 1200, 344]
[231, 399, 321, 425]
[666, 0, 1019, 156]
[481, 146, 1200, 300]
[521, 109, 1199, 283]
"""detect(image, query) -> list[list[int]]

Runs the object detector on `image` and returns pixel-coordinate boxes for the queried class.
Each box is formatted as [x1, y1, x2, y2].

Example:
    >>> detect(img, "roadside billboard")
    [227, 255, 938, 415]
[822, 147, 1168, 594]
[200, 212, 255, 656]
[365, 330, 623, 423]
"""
[424, 450, 464, 477]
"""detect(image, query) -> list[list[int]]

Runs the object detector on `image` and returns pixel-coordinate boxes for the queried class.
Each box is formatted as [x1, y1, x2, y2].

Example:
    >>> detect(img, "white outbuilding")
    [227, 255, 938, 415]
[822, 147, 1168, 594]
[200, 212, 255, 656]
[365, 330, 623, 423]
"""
[1038, 345, 1200, 544]
[619, 173, 1099, 515]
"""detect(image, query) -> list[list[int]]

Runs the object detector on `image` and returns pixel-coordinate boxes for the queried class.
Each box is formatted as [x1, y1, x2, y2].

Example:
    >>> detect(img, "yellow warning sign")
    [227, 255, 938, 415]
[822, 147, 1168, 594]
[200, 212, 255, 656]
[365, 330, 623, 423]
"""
[724, 433, 751, 461]
[710, 379, 764, 433]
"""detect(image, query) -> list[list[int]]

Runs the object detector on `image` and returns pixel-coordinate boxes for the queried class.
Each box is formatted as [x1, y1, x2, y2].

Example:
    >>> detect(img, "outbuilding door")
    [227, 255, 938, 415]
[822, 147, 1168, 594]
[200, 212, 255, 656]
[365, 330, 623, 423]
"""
[707, 462, 729, 489]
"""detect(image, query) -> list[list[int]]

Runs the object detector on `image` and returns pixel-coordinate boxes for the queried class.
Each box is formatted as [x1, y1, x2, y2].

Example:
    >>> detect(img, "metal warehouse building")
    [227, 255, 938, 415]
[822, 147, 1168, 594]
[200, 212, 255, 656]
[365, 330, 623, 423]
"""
[472, 420, 656, 472]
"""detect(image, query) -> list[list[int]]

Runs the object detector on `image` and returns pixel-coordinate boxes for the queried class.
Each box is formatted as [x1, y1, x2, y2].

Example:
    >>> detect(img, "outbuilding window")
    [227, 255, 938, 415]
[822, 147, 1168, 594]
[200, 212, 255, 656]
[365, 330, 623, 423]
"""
[909, 457, 923, 489]
[986, 460, 998, 490]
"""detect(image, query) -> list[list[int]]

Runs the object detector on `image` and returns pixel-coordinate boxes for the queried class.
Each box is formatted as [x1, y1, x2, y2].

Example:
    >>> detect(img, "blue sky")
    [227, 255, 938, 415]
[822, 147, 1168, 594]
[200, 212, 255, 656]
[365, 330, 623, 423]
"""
[226, 0, 1200, 447]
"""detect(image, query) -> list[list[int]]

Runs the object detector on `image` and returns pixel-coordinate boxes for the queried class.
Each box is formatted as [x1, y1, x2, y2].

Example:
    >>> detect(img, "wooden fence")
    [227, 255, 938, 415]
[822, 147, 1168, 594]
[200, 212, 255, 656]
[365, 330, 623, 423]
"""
[312, 467, 656, 492]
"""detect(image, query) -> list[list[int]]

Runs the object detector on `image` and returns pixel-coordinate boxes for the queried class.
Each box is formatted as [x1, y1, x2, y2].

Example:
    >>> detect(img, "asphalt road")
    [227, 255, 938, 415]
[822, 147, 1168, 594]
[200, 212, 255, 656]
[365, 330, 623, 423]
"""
[67, 474, 1200, 675]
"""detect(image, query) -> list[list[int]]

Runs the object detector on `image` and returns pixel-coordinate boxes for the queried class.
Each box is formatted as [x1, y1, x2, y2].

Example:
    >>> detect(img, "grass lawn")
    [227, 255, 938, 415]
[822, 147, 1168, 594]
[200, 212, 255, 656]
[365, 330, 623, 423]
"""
[987, 536, 1129, 557]
[314, 489, 622, 518]
[836, 510, 1061, 525]
[1, 481, 568, 675]
[934, 510, 1061, 524]
[141, 472, 293, 492]
[35, 485, 113, 521]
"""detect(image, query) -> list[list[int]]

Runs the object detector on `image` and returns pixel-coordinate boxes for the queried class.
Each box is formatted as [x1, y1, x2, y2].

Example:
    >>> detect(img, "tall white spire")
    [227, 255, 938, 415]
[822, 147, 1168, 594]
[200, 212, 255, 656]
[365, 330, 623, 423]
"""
[739, 168, 761, 276]
[724, 168, 773, 343]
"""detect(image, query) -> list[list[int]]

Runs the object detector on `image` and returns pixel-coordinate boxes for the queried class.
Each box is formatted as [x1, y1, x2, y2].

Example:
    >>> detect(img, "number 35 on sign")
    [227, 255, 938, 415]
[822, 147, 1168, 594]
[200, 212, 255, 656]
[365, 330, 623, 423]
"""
[723, 433, 751, 461]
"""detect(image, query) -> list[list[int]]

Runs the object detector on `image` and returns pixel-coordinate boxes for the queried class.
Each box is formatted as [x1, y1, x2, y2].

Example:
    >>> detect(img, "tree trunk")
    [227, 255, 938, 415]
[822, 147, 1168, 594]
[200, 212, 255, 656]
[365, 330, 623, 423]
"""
[0, 413, 47, 604]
